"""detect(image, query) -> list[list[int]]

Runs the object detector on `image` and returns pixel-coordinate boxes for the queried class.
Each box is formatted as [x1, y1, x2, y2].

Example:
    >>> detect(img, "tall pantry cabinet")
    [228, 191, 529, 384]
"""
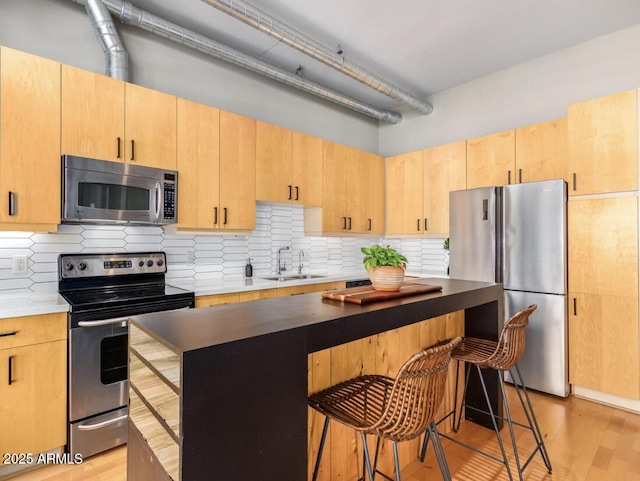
[567, 89, 640, 400]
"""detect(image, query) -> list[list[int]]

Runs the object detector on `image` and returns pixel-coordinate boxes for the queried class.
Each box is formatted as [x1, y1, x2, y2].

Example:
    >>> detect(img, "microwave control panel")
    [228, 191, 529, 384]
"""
[163, 182, 176, 221]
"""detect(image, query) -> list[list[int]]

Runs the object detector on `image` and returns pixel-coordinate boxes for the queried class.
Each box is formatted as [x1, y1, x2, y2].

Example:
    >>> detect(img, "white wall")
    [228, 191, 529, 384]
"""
[0, 0, 379, 153]
[379, 23, 640, 156]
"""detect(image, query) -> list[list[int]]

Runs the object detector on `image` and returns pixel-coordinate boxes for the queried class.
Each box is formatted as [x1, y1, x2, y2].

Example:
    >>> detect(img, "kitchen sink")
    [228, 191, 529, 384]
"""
[260, 274, 327, 282]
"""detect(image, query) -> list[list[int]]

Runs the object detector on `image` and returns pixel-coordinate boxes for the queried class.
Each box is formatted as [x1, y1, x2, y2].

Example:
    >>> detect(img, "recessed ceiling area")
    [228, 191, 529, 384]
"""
[124, 0, 640, 113]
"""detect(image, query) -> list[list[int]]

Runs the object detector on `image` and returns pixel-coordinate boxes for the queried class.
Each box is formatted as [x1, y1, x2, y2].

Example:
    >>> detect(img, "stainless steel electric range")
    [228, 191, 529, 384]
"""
[58, 252, 194, 458]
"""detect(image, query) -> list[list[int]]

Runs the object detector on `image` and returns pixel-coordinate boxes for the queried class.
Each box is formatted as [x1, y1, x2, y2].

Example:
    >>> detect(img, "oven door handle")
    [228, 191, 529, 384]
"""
[77, 414, 128, 431]
[77, 317, 130, 327]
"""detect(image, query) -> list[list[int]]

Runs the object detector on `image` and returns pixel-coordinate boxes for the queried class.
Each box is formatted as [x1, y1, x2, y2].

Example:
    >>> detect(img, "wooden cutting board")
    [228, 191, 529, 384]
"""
[321, 282, 442, 304]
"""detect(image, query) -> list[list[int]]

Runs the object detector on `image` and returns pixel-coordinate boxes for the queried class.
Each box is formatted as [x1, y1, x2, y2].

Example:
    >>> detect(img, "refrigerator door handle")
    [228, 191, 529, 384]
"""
[482, 199, 488, 220]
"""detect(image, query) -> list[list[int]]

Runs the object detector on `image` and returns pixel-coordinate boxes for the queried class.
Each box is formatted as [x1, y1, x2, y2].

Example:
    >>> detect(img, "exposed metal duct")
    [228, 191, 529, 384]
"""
[84, 0, 129, 80]
[201, 0, 434, 115]
[71, 0, 402, 123]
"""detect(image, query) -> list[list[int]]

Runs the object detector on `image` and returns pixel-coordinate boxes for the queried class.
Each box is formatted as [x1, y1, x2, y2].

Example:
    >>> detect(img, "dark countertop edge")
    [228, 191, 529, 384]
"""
[130, 278, 502, 354]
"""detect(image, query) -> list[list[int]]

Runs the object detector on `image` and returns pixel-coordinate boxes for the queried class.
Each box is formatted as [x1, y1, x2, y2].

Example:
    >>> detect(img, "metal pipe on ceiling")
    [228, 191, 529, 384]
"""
[70, 0, 402, 123]
[200, 0, 434, 115]
[84, 0, 129, 80]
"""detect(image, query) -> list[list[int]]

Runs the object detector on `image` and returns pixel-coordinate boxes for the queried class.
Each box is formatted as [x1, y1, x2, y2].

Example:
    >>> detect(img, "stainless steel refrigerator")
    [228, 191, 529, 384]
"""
[449, 179, 569, 397]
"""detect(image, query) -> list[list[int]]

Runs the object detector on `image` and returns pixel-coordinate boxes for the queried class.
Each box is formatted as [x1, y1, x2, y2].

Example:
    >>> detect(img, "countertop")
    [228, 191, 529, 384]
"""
[0, 269, 447, 319]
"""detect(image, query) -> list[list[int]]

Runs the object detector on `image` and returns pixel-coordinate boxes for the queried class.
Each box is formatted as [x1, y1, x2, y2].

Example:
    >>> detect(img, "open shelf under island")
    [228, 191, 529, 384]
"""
[127, 278, 504, 481]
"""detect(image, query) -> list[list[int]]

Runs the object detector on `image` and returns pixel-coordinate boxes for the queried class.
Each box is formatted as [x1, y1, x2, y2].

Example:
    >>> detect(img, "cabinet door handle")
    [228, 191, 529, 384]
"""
[572, 173, 577, 191]
[117, 137, 121, 158]
[348, 217, 352, 230]
[214, 207, 218, 225]
[342, 217, 347, 229]
[130, 140, 135, 160]
[424, 218, 428, 231]
[507, 170, 512, 184]
[0, 330, 18, 338]
[417, 219, 420, 231]
[288, 185, 292, 200]
[518, 168, 522, 183]
[8, 191, 16, 216]
[573, 298, 577, 316]
[8, 355, 13, 385]
[367, 218, 372, 231]
[295, 186, 299, 201]
[223, 207, 228, 225]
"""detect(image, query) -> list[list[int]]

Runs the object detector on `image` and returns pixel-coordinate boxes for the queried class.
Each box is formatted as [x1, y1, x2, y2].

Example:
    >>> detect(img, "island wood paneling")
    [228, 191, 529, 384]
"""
[307, 310, 464, 480]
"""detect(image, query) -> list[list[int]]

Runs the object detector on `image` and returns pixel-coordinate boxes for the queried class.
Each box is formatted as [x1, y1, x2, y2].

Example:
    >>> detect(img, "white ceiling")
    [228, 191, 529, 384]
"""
[126, 0, 640, 113]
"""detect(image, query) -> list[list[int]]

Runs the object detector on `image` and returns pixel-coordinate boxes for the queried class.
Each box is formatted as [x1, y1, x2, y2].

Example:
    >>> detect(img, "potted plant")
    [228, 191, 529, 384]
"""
[361, 244, 408, 291]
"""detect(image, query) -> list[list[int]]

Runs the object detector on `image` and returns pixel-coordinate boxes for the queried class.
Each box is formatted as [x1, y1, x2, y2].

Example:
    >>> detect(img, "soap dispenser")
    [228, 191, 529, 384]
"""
[245, 257, 253, 278]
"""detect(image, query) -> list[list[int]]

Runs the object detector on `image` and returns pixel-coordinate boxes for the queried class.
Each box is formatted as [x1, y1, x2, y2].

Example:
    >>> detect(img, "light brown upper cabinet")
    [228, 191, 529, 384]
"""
[568, 196, 639, 399]
[62, 65, 177, 170]
[218, 110, 256, 230]
[567, 89, 638, 195]
[515, 118, 568, 183]
[256, 123, 322, 206]
[0, 47, 61, 231]
[176, 98, 221, 230]
[422, 140, 466, 236]
[385, 150, 424, 235]
[306, 141, 376, 235]
[363, 151, 385, 235]
[466, 129, 515, 189]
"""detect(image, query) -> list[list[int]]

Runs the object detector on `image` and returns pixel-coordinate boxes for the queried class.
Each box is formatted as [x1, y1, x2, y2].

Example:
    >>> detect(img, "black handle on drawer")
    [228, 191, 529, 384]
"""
[117, 137, 121, 158]
[223, 207, 228, 225]
[295, 186, 299, 201]
[130, 140, 135, 160]
[0, 330, 18, 338]
[214, 207, 218, 225]
[288, 185, 292, 200]
[8, 191, 16, 216]
[8, 355, 13, 386]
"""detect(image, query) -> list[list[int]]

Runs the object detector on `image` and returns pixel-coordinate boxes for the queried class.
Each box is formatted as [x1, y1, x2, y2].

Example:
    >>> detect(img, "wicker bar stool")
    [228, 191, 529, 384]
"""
[308, 337, 461, 481]
[420, 304, 552, 481]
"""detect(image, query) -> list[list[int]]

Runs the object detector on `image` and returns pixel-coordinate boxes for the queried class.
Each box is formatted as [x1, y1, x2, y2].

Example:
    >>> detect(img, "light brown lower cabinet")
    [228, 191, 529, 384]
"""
[0, 313, 67, 453]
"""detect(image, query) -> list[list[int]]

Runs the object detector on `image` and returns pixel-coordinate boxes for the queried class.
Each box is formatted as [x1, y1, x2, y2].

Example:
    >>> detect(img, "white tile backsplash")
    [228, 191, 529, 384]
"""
[0, 204, 447, 294]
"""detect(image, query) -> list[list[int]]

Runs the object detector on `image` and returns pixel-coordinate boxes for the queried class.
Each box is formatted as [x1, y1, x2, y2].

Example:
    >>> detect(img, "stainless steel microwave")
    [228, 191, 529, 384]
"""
[62, 155, 178, 225]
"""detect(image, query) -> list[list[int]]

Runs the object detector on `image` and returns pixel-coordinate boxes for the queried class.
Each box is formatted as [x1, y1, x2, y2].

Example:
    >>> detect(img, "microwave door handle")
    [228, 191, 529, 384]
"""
[155, 181, 161, 222]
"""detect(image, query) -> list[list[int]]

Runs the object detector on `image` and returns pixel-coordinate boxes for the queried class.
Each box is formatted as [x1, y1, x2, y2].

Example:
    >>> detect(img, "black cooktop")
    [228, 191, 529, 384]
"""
[60, 283, 192, 309]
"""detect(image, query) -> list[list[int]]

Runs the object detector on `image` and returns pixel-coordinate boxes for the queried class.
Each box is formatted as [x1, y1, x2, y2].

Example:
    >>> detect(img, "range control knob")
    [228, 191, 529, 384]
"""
[66, 263, 74, 271]
[138, 260, 145, 267]
[78, 262, 87, 271]
[156, 259, 164, 267]
[147, 260, 154, 267]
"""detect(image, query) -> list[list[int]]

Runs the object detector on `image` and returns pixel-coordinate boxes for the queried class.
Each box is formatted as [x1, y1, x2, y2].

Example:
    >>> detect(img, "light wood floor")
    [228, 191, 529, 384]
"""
[6, 388, 640, 481]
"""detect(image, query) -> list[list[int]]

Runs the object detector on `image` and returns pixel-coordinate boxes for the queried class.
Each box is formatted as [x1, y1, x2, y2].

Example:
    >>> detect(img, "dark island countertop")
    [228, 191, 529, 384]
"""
[132, 278, 503, 354]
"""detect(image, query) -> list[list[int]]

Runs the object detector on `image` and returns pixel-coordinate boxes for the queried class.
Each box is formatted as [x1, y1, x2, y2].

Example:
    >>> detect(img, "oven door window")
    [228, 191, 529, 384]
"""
[101, 333, 128, 385]
[78, 182, 150, 211]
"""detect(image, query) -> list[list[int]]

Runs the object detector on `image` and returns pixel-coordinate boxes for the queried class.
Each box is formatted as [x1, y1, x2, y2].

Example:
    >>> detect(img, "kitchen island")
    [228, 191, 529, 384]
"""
[127, 278, 503, 481]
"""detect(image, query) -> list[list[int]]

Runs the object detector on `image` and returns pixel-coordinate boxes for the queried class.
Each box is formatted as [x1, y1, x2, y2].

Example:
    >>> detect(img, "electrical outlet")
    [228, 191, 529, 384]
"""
[12, 255, 28, 275]
[186, 251, 196, 265]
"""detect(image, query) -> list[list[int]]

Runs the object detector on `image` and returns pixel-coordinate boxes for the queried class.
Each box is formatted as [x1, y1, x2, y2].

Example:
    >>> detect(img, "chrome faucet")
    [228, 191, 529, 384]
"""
[297, 250, 306, 274]
[277, 246, 290, 274]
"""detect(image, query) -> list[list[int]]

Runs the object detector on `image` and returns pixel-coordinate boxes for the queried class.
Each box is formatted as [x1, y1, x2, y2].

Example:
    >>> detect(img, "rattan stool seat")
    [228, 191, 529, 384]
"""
[309, 337, 461, 481]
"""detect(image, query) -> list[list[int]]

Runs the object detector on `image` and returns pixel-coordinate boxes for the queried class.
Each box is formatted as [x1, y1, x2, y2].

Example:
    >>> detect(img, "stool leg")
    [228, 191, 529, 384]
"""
[476, 365, 515, 481]
[372, 436, 381, 481]
[428, 422, 452, 481]
[392, 441, 401, 481]
[312, 416, 330, 481]
[361, 433, 375, 481]
[498, 370, 524, 481]
[511, 365, 553, 474]
[454, 362, 473, 432]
